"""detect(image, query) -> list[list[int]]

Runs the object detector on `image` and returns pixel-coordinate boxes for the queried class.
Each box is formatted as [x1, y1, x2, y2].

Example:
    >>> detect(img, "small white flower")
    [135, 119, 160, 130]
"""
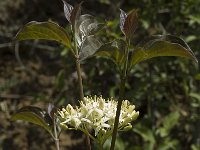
[57, 96, 139, 145]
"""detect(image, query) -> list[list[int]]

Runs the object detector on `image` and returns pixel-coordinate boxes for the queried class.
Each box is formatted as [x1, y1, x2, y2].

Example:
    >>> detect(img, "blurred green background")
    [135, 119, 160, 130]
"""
[0, 0, 200, 149]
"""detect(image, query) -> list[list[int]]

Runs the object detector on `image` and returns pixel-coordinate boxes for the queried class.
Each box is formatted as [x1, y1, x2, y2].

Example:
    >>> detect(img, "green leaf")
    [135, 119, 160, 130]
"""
[129, 35, 198, 69]
[195, 73, 200, 80]
[156, 111, 180, 137]
[133, 124, 155, 150]
[188, 15, 200, 25]
[120, 9, 138, 39]
[11, 106, 53, 135]
[157, 138, 178, 150]
[133, 125, 155, 144]
[94, 39, 127, 70]
[191, 144, 200, 150]
[189, 93, 200, 101]
[15, 21, 71, 48]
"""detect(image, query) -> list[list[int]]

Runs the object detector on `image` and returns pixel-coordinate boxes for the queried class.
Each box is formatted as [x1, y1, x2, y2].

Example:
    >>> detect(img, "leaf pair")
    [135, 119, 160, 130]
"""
[15, 1, 104, 61]
[94, 9, 198, 74]
[95, 39, 127, 72]
[63, 1, 104, 60]
[11, 104, 60, 139]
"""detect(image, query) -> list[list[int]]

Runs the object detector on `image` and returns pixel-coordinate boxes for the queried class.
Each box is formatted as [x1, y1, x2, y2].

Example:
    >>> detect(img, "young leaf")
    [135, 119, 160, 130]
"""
[129, 35, 198, 69]
[11, 106, 53, 135]
[75, 14, 94, 45]
[15, 21, 71, 48]
[47, 103, 57, 119]
[70, 2, 82, 30]
[120, 9, 138, 39]
[119, 9, 127, 34]
[79, 35, 102, 60]
[75, 14, 104, 46]
[62, 0, 73, 22]
[79, 17, 104, 37]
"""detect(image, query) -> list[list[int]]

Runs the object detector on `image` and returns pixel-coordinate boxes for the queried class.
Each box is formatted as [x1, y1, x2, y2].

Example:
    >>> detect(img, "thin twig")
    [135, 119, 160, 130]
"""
[0, 43, 12, 48]
[0, 94, 34, 100]
[14, 42, 32, 74]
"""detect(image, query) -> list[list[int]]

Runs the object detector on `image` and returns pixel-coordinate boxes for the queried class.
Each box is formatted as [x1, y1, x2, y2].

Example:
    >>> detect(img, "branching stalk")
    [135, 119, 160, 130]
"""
[110, 39, 130, 150]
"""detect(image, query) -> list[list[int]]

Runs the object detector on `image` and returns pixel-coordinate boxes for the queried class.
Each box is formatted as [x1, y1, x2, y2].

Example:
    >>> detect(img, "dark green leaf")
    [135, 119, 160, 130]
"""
[79, 35, 102, 60]
[62, 0, 73, 22]
[15, 21, 71, 48]
[94, 42, 118, 59]
[157, 138, 178, 150]
[129, 35, 198, 69]
[121, 9, 138, 39]
[133, 124, 155, 144]
[195, 73, 200, 80]
[11, 106, 52, 135]
[94, 39, 127, 69]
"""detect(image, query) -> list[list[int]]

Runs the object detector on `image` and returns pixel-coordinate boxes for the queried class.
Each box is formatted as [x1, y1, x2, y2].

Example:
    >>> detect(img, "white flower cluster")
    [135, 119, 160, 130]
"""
[58, 96, 139, 145]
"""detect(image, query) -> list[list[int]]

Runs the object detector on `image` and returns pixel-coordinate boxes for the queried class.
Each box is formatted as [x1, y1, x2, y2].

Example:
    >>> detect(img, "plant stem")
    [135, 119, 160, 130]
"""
[53, 118, 60, 150]
[73, 27, 91, 150]
[75, 59, 84, 100]
[110, 39, 130, 150]
[75, 58, 91, 150]
[110, 76, 126, 150]
[55, 139, 60, 150]
[98, 143, 103, 150]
